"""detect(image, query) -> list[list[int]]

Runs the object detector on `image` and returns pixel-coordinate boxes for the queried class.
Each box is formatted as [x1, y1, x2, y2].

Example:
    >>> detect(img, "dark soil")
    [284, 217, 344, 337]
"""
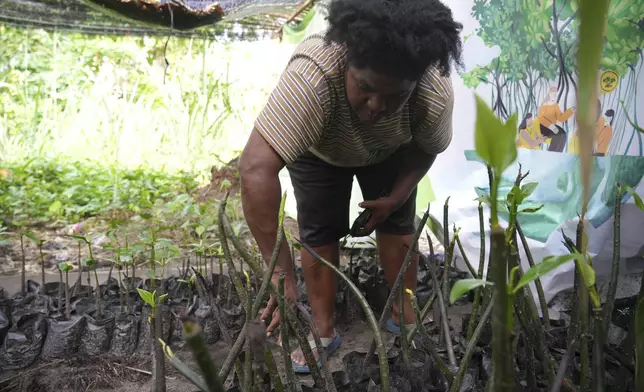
[0, 248, 475, 392]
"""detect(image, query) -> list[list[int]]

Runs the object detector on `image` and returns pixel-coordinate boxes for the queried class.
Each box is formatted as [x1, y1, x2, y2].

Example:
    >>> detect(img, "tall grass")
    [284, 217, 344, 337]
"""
[0, 25, 294, 175]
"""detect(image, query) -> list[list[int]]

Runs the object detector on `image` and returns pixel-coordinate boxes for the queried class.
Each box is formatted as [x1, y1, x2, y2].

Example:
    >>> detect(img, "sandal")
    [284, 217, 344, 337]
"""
[291, 332, 342, 374]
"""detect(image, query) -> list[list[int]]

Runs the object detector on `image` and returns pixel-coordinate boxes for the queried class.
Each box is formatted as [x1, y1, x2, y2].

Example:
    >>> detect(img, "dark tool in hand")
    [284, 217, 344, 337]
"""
[350, 208, 372, 237]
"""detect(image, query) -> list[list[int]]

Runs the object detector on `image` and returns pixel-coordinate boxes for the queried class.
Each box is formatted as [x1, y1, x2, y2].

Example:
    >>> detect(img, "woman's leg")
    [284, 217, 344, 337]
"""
[290, 242, 341, 365]
[356, 145, 419, 325]
[286, 151, 353, 365]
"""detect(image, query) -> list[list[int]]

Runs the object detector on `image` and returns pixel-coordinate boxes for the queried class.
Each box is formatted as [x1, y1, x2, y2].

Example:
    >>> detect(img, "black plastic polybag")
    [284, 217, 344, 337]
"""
[195, 304, 221, 344]
[0, 312, 47, 370]
[42, 315, 86, 359]
[109, 313, 139, 358]
[79, 310, 115, 356]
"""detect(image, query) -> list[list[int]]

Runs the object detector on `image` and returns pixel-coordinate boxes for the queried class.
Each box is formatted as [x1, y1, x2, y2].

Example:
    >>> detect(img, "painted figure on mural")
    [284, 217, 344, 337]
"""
[537, 86, 575, 153]
[567, 100, 614, 156]
[595, 109, 615, 156]
[516, 113, 547, 149]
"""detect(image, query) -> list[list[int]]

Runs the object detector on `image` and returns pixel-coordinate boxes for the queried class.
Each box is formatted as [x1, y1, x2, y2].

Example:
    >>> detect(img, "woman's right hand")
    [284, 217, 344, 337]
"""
[260, 268, 298, 336]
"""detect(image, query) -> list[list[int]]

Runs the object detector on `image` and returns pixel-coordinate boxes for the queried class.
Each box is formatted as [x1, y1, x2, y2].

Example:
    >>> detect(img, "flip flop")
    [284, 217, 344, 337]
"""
[292, 333, 342, 374]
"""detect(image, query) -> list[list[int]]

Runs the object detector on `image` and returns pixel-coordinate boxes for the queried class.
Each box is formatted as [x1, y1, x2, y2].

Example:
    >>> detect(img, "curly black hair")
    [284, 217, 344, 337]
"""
[324, 0, 464, 80]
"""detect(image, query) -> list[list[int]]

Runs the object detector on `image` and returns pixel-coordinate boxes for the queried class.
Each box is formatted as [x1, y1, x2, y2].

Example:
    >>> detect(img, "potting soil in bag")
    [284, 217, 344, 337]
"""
[170, 304, 190, 343]
[44, 282, 64, 297]
[391, 349, 433, 390]
[42, 315, 86, 359]
[368, 372, 411, 392]
[27, 279, 41, 293]
[0, 298, 12, 315]
[0, 310, 9, 344]
[79, 310, 115, 356]
[72, 297, 96, 315]
[357, 264, 389, 313]
[195, 304, 220, 344]
[19, 293, 52, 317]
[109, 313, 139, 358]
[168, 277, 191, 301]
[335, 283, 365, 327]
[0, 312, 47, 370]
[342, 351, 377, 386]
[220, 303, 244, 340]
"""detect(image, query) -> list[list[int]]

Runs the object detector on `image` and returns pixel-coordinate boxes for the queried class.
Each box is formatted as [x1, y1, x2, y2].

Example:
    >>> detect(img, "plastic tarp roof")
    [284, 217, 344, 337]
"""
[0, 0, 309, 38]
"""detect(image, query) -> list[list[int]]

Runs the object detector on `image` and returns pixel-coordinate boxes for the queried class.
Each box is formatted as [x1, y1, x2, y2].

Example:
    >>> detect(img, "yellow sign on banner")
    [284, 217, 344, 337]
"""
[600, 70, 620, 93]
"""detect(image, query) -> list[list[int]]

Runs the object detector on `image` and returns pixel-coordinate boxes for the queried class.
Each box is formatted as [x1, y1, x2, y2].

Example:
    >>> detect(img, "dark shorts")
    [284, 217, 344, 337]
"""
[286, 145, 417, 247]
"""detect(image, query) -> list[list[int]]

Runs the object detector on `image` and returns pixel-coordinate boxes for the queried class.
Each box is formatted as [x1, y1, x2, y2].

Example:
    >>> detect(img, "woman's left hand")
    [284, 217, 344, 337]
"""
[355, 196, 402, 236]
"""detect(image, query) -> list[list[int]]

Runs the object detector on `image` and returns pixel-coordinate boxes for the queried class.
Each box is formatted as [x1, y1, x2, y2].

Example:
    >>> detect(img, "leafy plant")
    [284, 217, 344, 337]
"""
[137, 287, 169, 392]
[58, 262, 73, 319]
[24, 231, 46, 291]
[0, 159, 200, 226]
[472, 94, 518, 392]
[83, 258, 102, 319]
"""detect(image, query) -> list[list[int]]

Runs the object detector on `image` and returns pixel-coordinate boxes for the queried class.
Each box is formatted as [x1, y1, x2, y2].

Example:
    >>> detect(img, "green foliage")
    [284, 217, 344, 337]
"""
[622, 184, 644, 210]
[506, 182, 537, 207]
[424, 212, 445, 247]
[601, 1, 644, 75]
[23, 231, 42, 244]
[518, 205, 544, 214]
[474, 95, 518, 175]
[463, 0, 559, 101]
[58, 262, 73, 272]
[137, 288, 156, 307]
[449, 279, 493, 304]
[0, 158, 199, 226]
[0, 225, 10, 246]
[0, 25, 280, 174]
[622, 100, 644, 134]
[512, 253, 584, 294]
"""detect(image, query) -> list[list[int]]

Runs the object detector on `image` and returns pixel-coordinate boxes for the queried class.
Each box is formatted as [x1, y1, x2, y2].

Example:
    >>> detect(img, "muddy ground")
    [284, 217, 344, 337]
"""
[0, 159, 451, 391]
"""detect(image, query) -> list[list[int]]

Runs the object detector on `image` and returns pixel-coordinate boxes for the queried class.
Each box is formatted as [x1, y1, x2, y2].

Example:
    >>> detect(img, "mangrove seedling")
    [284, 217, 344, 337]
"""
[24, 232, 46, 292]
[138, 288, 169, 392]
[120, 251, 134, 314]
[57, 261, 64, 313]
[622, 185, 644, 391]
[58, 262, 73, 319]
[84, 258, 103, 319]
[19, 230, 27, 295]
[71, 233, 97, 297]
[465, 200, 486, 339]
[473, 92, 518, 392]
[278, 274, 298, 392]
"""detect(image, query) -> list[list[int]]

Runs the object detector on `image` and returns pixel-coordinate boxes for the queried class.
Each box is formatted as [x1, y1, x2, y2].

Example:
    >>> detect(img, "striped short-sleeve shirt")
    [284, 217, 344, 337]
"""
[255, 33, 454, 168]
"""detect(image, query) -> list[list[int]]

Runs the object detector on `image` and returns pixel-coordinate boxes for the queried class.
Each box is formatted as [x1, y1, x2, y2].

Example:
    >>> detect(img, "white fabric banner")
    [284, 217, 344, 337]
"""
[277, 0, 644, 301]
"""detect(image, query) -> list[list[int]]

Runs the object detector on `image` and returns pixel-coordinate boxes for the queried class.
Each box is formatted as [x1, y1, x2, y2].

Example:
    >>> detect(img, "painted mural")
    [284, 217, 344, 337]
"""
[461, 0, 644, 244]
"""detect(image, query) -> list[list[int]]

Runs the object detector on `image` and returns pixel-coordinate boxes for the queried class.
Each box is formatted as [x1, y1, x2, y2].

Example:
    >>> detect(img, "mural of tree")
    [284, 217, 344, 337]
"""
[601, 0, 644, 154]
[464, 0, 560, 120]
[462, 0, 644, 157]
